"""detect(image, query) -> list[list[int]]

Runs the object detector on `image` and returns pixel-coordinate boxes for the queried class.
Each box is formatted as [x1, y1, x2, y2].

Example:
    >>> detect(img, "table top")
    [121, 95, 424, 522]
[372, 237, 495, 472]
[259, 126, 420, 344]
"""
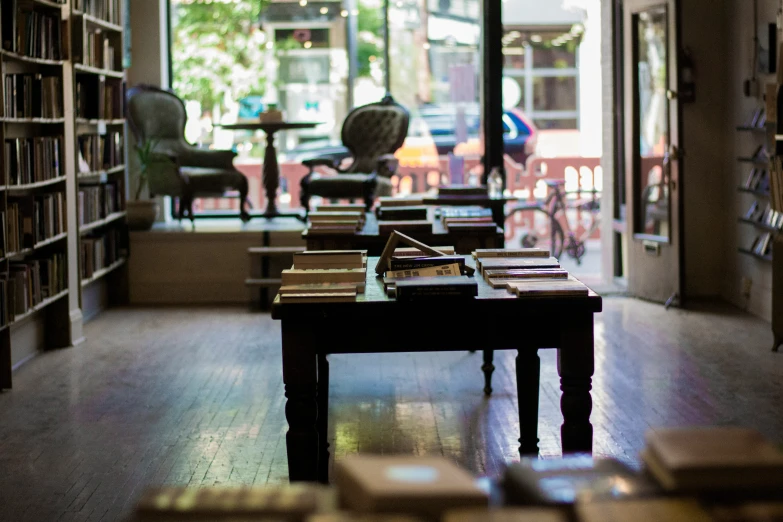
[216, 121, 321, 132]
[271, 255, 602, 322]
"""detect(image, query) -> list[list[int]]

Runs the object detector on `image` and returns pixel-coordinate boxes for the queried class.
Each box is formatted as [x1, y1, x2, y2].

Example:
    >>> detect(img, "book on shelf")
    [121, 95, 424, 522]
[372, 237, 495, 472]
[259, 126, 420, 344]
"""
[377, 220, 433, 235]
[502, 455, 661, 508]
[4, 137, 63, 185]
[575, 498, 713, 522]
[386, 262, 463, 279]
[135, 484, 336, 521]
[1, 2, 63, 60]
[81, 228, 123, 279]
[74, 0, 123, 25]
[437, 185, 489, 197]
[751, 233, 772, 256]
[640, 426, 783, 492]
[392, 275, 478, 301]
[506, 279, 589, 297]
[376, 205, 429, 221]
[473, 248, 551, 258]
[332, 455, 487, 518]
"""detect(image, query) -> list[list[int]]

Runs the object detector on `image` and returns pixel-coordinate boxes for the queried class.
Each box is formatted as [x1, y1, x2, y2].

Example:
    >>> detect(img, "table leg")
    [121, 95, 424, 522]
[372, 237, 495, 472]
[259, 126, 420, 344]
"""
[516, 348, 540, 455]
[482, 350, 494, 395]
[557, 314, 594, 454]
[263, 131, 280, 217]
[282, 323, 319, 482]
[317, 353, 330, 484]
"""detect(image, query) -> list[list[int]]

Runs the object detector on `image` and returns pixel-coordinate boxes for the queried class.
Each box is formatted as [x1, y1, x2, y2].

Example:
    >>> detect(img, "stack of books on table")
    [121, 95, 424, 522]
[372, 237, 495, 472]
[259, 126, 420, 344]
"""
[380, 246, 476, 301]
[377, 195, 425, 208]
[278, 250, 368, 303]
[439, 206, 496, 232]
[473, 248, 590, 296]
[376, 204, 430, 221]
[308, 211, 366, 235]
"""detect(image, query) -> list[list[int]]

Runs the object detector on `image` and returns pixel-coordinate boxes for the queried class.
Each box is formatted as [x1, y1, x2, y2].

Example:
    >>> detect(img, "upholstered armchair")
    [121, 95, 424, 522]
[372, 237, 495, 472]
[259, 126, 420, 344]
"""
[300, 95, 410, 215]
[126, 84, 251, 222]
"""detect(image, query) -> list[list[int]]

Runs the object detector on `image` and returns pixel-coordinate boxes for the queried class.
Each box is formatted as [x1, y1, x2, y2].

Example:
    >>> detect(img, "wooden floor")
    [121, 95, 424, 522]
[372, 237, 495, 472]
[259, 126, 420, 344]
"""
[0, 298, 781, 521]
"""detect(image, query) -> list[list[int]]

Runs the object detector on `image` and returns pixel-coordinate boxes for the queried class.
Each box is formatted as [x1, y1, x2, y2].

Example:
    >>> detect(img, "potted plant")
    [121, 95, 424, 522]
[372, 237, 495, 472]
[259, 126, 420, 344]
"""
[127, 138, 171, 230]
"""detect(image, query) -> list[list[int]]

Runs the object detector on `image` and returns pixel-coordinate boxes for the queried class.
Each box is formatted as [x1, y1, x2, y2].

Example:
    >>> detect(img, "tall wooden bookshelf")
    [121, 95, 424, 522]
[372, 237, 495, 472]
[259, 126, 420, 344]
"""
[0, 0, 129, 389]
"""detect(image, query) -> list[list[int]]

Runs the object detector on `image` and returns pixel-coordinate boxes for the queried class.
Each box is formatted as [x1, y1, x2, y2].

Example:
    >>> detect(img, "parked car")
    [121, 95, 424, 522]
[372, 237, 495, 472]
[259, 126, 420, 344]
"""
[279, 105, 537, 165]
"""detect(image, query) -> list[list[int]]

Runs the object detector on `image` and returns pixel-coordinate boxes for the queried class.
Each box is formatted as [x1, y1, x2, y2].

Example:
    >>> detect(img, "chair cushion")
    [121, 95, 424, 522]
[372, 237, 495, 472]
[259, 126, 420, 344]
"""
[180, 167, 247, 196]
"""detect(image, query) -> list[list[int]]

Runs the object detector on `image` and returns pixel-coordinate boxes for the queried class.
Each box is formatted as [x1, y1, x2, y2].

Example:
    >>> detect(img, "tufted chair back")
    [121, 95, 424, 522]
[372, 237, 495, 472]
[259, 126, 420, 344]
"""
[126, 84, 190, 158]
[341, 95, 410, 175]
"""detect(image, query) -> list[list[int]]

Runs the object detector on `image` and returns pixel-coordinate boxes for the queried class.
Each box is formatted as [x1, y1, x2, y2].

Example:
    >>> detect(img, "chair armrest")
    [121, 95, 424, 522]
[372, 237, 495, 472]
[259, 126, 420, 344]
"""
[146, 153, 186, 197]
[177, 147, 237, 170]
[377, 153, 399, 178]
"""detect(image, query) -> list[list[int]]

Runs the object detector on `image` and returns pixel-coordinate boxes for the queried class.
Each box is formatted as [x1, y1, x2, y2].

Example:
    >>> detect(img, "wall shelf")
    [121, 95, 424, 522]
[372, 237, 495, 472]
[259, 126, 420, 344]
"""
[738, 247, 773, 263]
[737, 186, 770, 198]
[6, 177, 67, 192]
[81, 258, 126, 287]
[79, 211, 127, 235]
[0, 49, 64, 66]
[737, 217, 781, 234]
[10, 290, 69, 326]
[73, 64, 124, 78]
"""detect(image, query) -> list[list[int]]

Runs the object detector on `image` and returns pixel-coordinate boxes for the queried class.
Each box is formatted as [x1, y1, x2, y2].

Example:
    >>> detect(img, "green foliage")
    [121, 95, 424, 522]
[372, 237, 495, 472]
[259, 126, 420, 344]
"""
[357, 5, 383, 78]
[171, 0, 270, 112]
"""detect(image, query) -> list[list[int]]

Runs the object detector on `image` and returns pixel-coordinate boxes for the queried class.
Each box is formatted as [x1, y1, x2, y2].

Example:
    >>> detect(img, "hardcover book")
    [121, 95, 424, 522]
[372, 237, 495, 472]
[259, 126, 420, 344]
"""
[393, 246, 456, 257]
[378, 196, 425, 207]
[473, 248, 551, 258]
[387, 263, 462, 279]
[377, 206, 429, 221]
[281, 268, 367, 286]
[641, 426, 783, 492]
[333, 455, 487, 518]
[393, 275, 478, 301]
[478, 257, 561, 276]
[389, 255, 467, 272]
[507, 279, 589, 297]
[378, 220, 433, 235]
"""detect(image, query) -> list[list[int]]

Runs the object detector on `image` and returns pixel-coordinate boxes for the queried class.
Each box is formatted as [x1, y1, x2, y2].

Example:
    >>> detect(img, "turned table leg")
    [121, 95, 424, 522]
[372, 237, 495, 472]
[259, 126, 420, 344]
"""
[482, 350, 495, 395]
[516, 348, 540, 455]
[557, 314, 594, 454]
[282, 324, 319, 482]
[317, 353, 330, 484]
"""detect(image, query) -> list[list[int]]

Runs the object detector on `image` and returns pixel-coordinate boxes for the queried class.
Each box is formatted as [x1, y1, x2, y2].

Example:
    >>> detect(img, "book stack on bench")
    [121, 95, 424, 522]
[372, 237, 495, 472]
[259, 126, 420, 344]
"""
[473, 248, 590, 297]
[278, 250, 368, 303]
[308, 211, 366, 235]
[439, 206, 496, 232]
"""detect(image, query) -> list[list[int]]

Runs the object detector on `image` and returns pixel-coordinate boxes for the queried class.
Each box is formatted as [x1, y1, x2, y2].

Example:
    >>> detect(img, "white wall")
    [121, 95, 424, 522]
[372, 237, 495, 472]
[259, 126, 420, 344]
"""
[127, 0, 169, 87]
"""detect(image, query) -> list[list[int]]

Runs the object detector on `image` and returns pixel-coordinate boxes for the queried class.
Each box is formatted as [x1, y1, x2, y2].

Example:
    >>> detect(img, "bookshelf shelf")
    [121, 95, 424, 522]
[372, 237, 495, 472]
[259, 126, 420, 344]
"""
[79, 13, 123, 32]
[32, 0, 66, 8]
[4, 232, 69, 261]
[81, 258, 126, 287]
[736, 125, 767, 132]
[0, 49, 64, 66]
[738, 247, 773, 262]
[0, 117, 65, 124]
[737, 217, 781, 234]
[75, 118, 126, 126]
[736, 157, 769, 166]
[737, 186, 771, 198]
[11, 290, 69, 326]
[6, 177, 67, 191]
[78, 164, 125, 182]
[73, 64, 123, 78]
[79, 211, 127, 234]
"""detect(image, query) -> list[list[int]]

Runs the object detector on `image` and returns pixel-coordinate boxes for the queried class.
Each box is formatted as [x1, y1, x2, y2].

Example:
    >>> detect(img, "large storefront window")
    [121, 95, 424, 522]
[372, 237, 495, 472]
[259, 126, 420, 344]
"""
[168, 0, 488, 216]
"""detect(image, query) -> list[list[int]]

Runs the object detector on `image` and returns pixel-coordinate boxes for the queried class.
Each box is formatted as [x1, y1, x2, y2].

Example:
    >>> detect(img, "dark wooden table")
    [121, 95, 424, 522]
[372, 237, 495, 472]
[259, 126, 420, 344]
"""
[217, 121, 320, 219]
[271, 255, 603, 483]
[303, 209, 505, 255]
[421, 194, 516, 229]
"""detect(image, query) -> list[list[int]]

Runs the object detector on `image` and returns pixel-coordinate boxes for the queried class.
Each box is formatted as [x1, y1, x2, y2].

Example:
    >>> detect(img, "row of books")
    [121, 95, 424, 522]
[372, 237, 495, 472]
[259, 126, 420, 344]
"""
[0, 253, 67, 326]
[0, 192, 66, 256]
[750, 232, 773, 257]
[3, 137, 62, 186]
[75, 78, 123, 120]
[78, 182, 122, 225]
[74, 0, 122, 25]
[80, 229, 122, 280]
[132, 426, 783, 522]
[77, 132, 124, 173]
[0, 2, 63, 60]
[81, 29, 116, 71]
[2, 74, 62, 119]
[744, 201, 783, 230]
[744, 168, 770, 193]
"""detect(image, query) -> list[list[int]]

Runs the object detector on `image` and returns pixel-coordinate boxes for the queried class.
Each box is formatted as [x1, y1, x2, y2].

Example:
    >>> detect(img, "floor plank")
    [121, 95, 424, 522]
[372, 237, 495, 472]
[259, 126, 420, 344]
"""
[0, 298, 781, 521]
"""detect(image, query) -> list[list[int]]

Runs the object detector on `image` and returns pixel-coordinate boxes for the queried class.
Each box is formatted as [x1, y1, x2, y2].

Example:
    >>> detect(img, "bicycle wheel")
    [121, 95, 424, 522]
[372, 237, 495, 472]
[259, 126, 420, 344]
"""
[517, 213, 565, 259]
